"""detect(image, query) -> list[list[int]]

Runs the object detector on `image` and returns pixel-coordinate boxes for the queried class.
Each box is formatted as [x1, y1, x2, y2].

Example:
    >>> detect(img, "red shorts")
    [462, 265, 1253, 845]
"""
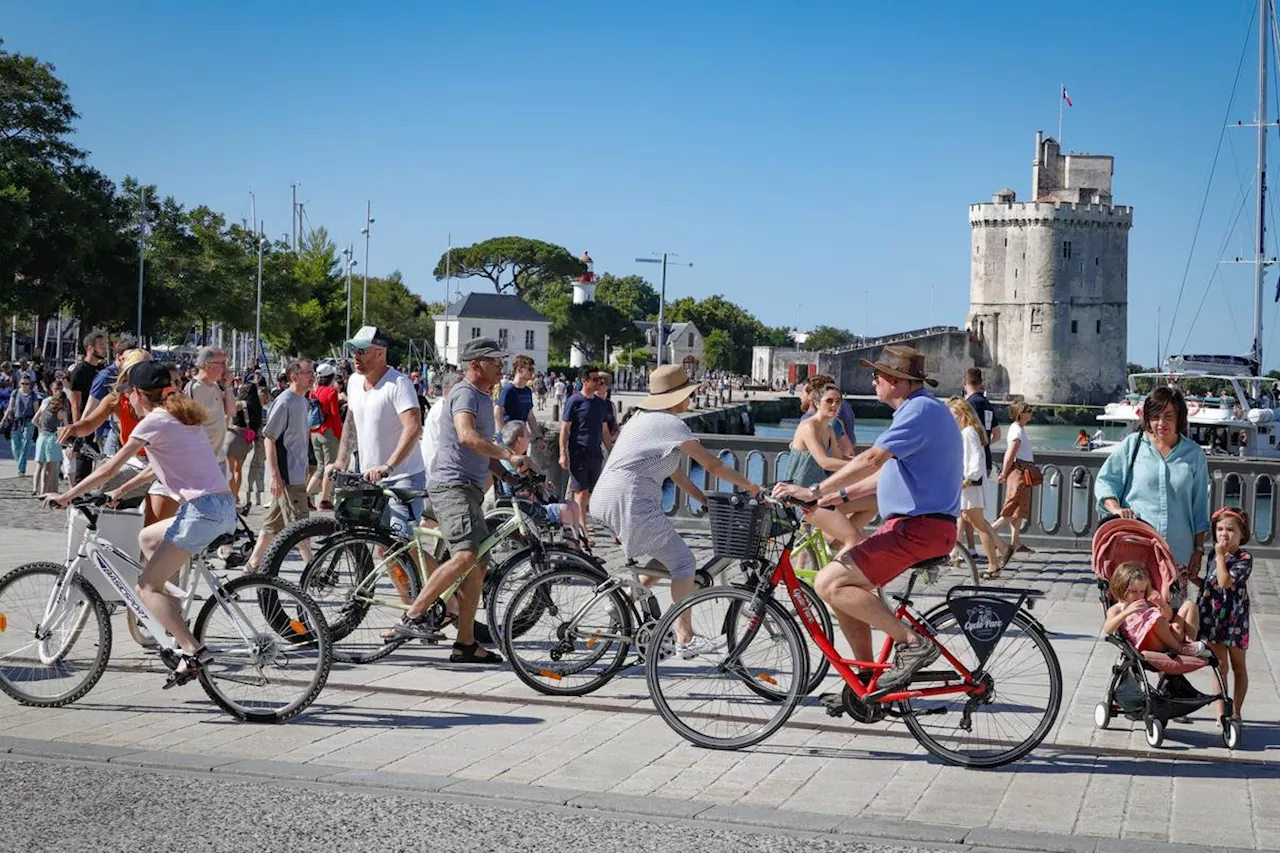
[843, 515, 958, 587]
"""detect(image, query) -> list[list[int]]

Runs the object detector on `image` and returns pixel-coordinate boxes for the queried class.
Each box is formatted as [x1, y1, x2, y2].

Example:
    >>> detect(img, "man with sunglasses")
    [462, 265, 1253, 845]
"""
[774, 345, 962, 691]
[329, 326, 425, 537]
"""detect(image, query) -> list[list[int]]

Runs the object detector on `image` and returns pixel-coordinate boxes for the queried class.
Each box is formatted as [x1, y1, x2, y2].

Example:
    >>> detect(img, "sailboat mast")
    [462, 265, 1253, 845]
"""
[1255, 0, 1270, 372]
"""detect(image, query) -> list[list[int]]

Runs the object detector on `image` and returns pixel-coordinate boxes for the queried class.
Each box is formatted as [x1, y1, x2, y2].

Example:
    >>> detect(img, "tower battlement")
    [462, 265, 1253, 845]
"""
[969, 201, 1133, 226]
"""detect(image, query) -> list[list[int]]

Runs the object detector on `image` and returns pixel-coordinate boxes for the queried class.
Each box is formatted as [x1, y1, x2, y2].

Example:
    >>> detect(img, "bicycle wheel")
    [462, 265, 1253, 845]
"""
[258, 516, 341, 583]
[298, 530, 422, 664]
[503, 566, 634, 697]
[481, 545, 606, 646]
[193, 576, 332, 722]
[728, 579, 831, 698]
[902, 603, 1062, 768]
[646, 586, 806, 750]
[0, 563, 112, 707]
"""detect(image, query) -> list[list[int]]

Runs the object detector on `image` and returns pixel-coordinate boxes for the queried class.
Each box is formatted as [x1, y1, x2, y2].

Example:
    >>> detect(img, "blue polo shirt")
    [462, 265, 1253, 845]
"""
[873, 388, 962, 518]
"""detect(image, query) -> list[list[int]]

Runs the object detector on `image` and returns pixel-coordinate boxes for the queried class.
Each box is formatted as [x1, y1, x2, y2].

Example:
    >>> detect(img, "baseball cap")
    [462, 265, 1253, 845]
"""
[126, 362, 174, 392]
[316, 363, 336, 378]
[459, 337, 509, 361]
[345, 325, 391, 350]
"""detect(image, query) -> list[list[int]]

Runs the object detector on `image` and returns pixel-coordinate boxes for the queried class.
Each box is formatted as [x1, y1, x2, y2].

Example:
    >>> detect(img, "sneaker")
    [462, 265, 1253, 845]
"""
[675, 634, 721, 659]
[390, 613, 439, 642]
[1180, 641, 1212, 659]
[878, 638, 941, 690]
[163, 647, 212, 689]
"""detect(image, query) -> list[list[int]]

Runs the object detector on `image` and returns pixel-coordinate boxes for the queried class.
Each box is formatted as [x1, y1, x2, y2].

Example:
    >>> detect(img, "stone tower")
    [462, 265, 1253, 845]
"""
[966, 132, 1133, 405]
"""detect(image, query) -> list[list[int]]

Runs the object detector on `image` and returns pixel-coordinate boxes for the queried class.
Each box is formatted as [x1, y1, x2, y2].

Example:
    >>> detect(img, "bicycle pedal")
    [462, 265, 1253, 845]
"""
[820, 693, 845, 717]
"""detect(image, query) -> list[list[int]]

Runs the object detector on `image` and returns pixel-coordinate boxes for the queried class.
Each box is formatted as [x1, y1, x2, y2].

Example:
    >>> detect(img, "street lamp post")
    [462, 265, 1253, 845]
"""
[603, 334, 609, 367]
[635, 252, 693, 367]
[342, 245, 355, 340]
[135, 187, 150, 341]
[255, 224, 265, 369]
[361, 201, 374, 325]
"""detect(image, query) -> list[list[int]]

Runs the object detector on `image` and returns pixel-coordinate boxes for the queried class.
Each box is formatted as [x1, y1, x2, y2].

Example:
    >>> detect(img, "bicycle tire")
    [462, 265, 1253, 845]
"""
[646, 586, 806, 750]
[901, 603, 1062, 768]
[0, 562, 112, 708]
[297, 529, 423, 664]
[193, 575, 333, 723]
[727, 579, 830, 698]
[480, 545, 607, 646]
[503, 566, 634, 697]
[257, 516, 342, 582]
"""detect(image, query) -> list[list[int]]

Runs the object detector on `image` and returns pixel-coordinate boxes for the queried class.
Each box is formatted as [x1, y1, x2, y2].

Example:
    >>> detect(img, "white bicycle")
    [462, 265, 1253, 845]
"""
[0, 494, 333, 722]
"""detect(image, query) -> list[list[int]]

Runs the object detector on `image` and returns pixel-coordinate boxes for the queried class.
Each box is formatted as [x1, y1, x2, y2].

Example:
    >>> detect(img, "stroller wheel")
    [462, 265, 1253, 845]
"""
[1223, 717, 1241, 750]
[1144, 716, 1165, 748]
[1094, 702, 1111, 729]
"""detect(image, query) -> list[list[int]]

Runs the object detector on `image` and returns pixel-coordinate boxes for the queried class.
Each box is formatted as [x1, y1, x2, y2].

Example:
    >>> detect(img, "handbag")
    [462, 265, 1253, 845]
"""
[1020, 461, 1044, 487]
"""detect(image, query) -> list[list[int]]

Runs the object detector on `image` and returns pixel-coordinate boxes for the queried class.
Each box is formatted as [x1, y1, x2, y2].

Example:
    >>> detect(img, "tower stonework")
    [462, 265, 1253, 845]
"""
[966, 132, 1132, 405]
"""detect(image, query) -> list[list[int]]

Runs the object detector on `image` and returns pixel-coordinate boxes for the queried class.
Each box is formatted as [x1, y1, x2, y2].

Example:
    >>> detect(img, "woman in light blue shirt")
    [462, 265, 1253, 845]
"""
[1096, 387, 1211, 605]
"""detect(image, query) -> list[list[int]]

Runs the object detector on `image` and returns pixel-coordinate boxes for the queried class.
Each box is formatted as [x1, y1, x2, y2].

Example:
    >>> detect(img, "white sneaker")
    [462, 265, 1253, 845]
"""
[675, 634, 720, 659]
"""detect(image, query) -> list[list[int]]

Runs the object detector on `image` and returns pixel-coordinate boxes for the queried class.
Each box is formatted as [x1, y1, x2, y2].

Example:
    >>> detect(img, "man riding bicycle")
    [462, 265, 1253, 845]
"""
[774, 346, 962, 690]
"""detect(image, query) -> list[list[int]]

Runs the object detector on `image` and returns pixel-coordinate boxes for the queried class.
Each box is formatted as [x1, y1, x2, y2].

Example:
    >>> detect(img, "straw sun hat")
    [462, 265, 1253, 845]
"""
[637, 365, 699, 411]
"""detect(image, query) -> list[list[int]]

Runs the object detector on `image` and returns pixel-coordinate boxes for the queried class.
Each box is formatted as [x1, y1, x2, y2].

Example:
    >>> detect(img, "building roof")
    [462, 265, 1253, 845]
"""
[437, 292, 549, 323]
[634, 320, 695, 337]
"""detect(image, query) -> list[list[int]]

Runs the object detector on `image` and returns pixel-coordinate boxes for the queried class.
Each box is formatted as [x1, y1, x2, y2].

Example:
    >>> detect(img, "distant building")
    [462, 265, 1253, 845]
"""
[965, 132, 1133, 405]
[434, 292, 551, 369]
[628, 321, 704, 371]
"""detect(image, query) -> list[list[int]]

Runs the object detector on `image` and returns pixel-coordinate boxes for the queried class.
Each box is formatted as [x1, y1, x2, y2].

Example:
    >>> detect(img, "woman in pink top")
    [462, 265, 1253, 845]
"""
[48, 362, 236, 687]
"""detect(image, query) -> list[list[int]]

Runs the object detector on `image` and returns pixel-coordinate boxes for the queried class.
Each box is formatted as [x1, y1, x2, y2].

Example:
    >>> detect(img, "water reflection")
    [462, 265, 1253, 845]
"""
[717, 450, 737, 493]
[1256, 476, 1274, 542]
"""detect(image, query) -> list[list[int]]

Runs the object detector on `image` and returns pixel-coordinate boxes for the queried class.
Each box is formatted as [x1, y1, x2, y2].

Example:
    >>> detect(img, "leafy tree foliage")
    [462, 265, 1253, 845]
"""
[595, 273, 659, 320]
[805, 324, 857, 350]
[431, 236, 585, 299]
[665, 294, 783, 374]
[702, 328, 734, 371]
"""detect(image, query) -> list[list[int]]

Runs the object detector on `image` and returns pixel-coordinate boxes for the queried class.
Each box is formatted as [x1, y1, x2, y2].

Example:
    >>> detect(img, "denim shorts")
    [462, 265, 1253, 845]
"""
[164, 493, 237, 553]
[380, 470, 427, 538]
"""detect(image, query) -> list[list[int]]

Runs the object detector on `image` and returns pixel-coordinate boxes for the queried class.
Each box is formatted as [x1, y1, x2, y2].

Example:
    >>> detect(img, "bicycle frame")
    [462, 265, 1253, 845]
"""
[761, 545, 983, 705]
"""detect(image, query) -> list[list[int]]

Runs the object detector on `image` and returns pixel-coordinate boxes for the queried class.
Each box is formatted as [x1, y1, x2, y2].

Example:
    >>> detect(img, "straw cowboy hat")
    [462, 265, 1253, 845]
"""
[859, 345, 939, 388]
[638, 364, 699, 410]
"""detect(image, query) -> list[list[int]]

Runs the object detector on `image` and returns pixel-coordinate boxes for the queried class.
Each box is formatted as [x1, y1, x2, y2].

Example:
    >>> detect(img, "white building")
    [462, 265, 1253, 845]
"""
[628, 321, 704, 371]
[434, 292, 552, 369]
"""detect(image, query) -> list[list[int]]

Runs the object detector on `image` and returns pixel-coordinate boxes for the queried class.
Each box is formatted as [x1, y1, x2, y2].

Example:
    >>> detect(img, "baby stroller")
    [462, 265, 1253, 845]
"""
[1091, 518, 1240, 750]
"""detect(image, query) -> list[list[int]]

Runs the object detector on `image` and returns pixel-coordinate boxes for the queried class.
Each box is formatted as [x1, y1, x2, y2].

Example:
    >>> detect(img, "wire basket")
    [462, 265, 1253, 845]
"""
[706, 492, 771, 561]
[333, 485, 390, 528]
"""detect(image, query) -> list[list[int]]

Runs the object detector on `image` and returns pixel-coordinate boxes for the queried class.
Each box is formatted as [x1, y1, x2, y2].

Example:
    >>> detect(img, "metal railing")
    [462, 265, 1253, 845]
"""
[662, 436, 1280, 559]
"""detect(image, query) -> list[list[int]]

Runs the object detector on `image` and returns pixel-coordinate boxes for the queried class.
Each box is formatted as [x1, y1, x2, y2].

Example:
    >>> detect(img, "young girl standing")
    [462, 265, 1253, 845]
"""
[1198, 507, 1252, 722]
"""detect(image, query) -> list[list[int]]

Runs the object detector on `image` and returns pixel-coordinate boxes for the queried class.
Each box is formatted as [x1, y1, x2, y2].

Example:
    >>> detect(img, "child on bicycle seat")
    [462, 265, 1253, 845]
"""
[1103, 561, 1210, 658]
[497, 420, 586, 547]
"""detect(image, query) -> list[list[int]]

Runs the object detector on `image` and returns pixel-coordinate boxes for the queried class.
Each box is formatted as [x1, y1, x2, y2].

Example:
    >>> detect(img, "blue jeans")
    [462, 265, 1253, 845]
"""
[381, 470, 427, 538]
[10, 421, 34, 475]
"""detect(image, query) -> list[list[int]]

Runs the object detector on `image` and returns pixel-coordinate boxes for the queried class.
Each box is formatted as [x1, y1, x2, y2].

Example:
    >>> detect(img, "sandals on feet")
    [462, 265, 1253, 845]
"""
[450, 641, 503, 664]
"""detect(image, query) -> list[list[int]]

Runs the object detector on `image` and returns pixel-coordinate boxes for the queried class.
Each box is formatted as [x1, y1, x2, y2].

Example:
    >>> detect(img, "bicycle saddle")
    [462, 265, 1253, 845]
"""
[385, 487, 431, 503]
[910, 555, 950, 571]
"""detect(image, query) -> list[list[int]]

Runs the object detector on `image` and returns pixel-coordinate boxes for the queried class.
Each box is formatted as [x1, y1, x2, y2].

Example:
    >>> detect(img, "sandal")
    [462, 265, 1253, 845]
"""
[1016, 545, 1035, 554]
[450, 641, 503, 665]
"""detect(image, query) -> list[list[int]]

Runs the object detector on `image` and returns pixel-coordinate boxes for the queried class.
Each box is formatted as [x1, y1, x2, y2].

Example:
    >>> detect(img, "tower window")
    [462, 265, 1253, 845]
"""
[1030, 307, 1043, 333]
[1071, 320, 1078, 334]
[1014, 269, 1018, 279]
[1095, 257, 1099, 266]
[1063, 241, 1073, 258]
[1096, 320, 1102, 334]
[1003, 237, 1008, 247]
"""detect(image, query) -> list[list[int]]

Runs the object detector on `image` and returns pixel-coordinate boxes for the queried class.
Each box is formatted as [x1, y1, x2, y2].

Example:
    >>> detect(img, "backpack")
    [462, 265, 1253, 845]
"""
[307, 393, 324, 429]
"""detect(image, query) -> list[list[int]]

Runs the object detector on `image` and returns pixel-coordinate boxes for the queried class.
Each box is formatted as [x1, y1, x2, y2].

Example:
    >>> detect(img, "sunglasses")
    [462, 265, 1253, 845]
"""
[350, 348, 368, 356]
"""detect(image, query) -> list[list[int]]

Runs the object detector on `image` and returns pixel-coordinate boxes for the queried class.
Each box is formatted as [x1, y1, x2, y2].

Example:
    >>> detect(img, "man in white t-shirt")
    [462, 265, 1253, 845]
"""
[186, 346, 237, 479]
[420, 370, 462, 486]
[328, 326, 425, 536]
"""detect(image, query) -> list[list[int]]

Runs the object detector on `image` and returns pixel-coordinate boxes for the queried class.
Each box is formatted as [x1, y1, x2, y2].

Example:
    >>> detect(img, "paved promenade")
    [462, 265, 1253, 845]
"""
[1, 465, 1278, 852]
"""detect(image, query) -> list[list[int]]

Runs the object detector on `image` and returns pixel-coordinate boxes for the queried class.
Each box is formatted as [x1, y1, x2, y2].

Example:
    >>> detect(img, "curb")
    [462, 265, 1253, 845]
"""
[0, 735, 1260, 853]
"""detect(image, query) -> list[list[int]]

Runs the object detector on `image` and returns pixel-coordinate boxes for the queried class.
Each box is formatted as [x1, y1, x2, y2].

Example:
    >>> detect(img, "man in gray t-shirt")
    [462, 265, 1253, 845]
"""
[246, 360, 315, 571]
[392, 338, 526, 662]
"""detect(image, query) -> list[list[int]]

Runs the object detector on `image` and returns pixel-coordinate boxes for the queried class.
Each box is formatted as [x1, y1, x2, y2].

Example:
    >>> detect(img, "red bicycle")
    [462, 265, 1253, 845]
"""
[645, 494, 1062, 768]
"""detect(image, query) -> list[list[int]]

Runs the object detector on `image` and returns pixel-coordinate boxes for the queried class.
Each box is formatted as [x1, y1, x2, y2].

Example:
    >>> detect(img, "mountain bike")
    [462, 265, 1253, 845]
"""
[282, 472, 602, 663]
[0, 494, 332, 722]
[645, 493, 1061, 768]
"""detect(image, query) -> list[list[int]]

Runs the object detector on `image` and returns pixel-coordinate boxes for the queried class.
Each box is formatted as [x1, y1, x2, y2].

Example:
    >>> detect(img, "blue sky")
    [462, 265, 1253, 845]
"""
[6, 1, 1280, 369]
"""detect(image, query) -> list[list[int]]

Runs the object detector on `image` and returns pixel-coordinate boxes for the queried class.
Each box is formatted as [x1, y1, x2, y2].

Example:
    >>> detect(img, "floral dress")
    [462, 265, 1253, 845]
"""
[1198, 549, 1251, 649]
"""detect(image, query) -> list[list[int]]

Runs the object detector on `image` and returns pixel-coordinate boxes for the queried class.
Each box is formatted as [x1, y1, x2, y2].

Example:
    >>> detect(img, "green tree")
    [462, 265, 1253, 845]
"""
[595, 273, 659, 320]
[360, 271, 438, 364]
[431, 236, 585, 299]
[542, 300, 641, 364]
[702, 328, 734, 371]
[666, 294, 776, 374]
[805, 324, 857, 350]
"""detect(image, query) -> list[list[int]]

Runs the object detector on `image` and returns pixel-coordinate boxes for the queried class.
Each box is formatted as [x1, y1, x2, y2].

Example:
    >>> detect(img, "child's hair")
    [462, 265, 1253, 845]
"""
[1212, 506, 1251, 545]
[1109, 561, 1152, 603]
[136, 387, 209, 427]
[500, 419, 530, 449]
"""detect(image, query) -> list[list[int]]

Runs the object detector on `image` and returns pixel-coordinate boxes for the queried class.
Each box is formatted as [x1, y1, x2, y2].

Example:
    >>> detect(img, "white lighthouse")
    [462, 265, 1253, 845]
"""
[569, 251, 596, 368]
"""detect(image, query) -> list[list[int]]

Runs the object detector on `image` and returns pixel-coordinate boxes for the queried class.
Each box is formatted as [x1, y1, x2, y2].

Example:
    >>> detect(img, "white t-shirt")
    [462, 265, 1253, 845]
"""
[346, 368, 425, 482]
[1008, 422, 1035, 462]
[418, 397, 448, 478]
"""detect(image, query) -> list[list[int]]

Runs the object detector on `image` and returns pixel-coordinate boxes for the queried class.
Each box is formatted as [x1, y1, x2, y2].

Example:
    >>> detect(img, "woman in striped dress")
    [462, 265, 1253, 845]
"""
[590, 365, 761, 656]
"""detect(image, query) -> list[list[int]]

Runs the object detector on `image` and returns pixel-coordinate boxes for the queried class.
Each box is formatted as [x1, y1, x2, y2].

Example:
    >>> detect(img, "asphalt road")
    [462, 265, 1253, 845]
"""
[0, 755, 942, 853]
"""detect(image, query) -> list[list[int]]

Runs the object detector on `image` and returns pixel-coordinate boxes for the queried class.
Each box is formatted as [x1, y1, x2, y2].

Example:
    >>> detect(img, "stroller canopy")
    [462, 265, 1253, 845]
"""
[1091, 518, 1180, 602]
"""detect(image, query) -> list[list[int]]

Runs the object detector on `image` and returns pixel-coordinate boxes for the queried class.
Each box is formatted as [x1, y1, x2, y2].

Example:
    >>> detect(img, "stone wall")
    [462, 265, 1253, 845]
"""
[818, 330, 973, 397]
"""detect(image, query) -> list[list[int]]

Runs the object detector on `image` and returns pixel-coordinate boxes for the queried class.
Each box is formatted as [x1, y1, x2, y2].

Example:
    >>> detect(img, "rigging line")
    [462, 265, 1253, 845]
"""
[1180, 175, 1255, 353]
[1166, 0, 1258, 349]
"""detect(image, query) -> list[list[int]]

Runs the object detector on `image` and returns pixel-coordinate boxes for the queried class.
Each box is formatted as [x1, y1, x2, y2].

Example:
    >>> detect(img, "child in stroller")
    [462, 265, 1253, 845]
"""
[1092, 518, 1240, 750]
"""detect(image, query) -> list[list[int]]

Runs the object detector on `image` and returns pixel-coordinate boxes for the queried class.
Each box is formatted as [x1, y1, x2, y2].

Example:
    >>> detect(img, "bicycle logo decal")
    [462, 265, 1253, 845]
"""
[947, 595, 1018, 667]
[962, 604, 1003, 642]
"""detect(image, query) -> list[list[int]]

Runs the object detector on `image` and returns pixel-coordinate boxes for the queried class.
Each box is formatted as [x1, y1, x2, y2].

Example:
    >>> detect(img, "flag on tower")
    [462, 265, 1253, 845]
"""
[1062, 86, 1073, 108]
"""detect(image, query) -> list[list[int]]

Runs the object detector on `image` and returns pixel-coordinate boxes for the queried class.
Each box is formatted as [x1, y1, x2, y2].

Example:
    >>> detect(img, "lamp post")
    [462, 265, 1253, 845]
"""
[635, 252, 693, 367]
[255, 224, 265, 369]
[342, 245, 355, 340]
[603, 334, 610, 367]
[135, 187, 152, 341]
[360, 201, 374, 325]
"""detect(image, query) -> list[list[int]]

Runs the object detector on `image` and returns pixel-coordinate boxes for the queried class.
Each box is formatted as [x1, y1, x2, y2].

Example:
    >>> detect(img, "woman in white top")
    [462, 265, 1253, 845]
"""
[992, 401, 1035, 555]
[947, 397, 1012, 579]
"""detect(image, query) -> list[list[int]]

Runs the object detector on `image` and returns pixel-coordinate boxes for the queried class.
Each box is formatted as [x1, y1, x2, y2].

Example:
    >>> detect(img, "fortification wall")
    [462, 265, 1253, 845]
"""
[818, 330, 972, 397]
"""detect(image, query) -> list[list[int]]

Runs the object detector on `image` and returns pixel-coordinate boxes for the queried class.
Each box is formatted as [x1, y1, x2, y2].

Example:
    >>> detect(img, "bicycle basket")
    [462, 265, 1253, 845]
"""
[333, 485, 390, 527]
[706, 492, 770, 561]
